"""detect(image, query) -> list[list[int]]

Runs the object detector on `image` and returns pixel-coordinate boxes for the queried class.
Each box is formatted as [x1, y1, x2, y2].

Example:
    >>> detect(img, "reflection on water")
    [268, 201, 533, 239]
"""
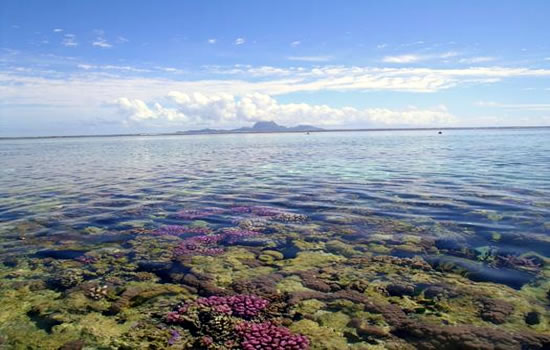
[0, 129, 549, 349]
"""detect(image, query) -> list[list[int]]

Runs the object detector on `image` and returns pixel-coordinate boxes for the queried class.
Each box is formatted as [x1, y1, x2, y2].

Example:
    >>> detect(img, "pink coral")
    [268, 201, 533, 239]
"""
[221, 228, 261, 244]
[235, 321, 309, 350]
[165, 295, 270, 322]
[173, 234, 225, 256]
[251, 206, 283, 217]
[152, 225, 212, 236]
[196, 295, 269, 318]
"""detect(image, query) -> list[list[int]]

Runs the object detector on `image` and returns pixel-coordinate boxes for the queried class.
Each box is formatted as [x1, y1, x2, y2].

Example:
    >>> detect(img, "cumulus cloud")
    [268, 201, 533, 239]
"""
[53, 28, 63, 32]
[234, 38, 245, 45]
[290, 41, 301, 47]
[113, 97, 188, 122]
[208, 38, 216, 44]
[113, 92, 457, 128]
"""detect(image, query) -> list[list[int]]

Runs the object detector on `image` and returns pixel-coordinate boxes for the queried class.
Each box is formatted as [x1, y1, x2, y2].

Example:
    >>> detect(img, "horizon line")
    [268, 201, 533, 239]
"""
[1, 125, 549, 141]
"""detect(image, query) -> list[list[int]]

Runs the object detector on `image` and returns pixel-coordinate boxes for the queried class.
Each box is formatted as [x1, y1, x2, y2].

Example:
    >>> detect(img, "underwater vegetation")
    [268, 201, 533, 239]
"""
[0, 200, 549, 350]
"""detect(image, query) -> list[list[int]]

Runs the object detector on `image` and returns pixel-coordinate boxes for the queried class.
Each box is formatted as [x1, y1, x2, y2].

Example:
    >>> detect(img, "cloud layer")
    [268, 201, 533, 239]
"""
[2, 62, 550, 134]
[114, 92, 457, 128]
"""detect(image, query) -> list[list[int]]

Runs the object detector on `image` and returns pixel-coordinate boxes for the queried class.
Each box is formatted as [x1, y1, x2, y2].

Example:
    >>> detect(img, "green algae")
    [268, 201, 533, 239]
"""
[277, 251, 347, 272]
[1, 207, 549, 349]
[290, 319, 349, 350]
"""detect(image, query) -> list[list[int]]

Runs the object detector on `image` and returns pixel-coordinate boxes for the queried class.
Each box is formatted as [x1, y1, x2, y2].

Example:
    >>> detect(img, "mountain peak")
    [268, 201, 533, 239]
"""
[251, 121, 282, 130]
[178, 121, 323, 135]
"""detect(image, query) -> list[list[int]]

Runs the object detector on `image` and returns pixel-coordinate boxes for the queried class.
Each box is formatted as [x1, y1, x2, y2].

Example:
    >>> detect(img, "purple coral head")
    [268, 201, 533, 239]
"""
[168, 330, 181, 345]
[173, 234, 225, 257]
[251, 206, 282, 217]
[165, 311, 182, 324]
[166, 295, 270, 321]
[153, 225, 212, 236]
[235, 321, 310, 350]
[221, 228, 261, 244]
[196, 294, 269, 318]
[225, 294, 269, 317]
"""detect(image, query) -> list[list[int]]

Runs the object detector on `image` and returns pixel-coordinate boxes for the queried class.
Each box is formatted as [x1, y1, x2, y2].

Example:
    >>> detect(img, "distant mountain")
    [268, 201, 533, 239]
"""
[177, 121, 324, 135]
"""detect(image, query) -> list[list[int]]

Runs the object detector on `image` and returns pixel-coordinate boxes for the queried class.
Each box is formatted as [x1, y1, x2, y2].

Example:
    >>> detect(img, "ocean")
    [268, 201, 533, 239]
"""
[1, 128, 549, 349]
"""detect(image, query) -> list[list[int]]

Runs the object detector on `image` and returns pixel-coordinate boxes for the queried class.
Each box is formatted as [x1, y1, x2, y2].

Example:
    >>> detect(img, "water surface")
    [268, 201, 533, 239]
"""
[1, 129, 549, 349]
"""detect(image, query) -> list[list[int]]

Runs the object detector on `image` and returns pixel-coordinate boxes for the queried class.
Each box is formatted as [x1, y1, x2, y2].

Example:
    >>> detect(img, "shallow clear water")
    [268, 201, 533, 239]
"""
[1, 129, 549, 349]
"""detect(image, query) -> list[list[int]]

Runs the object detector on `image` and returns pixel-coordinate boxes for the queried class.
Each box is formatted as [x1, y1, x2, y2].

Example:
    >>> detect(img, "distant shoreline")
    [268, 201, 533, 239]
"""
[1, 125, 549, 141]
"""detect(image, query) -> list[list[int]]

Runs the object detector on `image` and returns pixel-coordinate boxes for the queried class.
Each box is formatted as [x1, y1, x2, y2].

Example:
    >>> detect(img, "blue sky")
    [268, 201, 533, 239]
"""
[1, 0, 550, 136]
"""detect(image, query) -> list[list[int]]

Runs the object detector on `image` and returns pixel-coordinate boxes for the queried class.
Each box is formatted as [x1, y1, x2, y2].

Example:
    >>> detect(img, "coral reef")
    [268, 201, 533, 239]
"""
[236, 321, 310, 350]
[167, 295, 270, 320]
[1, 203, 549, 349]
[174, 235, 225, 256]
[153, 225, 212, 236]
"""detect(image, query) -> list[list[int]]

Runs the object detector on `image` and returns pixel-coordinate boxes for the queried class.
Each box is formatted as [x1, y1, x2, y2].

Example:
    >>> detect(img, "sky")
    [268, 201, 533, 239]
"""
[1, 0, 550, 136]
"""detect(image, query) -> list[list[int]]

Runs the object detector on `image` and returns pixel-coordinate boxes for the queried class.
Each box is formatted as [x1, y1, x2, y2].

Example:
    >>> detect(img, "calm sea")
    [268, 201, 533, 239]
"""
[0, 128, 549, 348]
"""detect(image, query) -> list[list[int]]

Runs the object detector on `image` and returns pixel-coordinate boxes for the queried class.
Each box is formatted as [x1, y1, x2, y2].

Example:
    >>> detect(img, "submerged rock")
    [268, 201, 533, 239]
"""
[479, 297, 515, 324]
[525, 311, 541, 325]
[35, 249, 87, 260]
[386, 283, 416, 297]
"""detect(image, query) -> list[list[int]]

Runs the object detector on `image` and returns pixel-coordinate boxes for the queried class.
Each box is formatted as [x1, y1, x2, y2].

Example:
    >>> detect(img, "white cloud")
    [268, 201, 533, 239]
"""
[208, 38, 217, 44]
[459, 56, 496, 64]
[440, 51, 460, 59]
[382, 54, 421, 63]
[114, 97, 189, 122]
[76, 64, 150, 72]
[376, 43, 388, 49]
[77, 64, 94, 70]
[290, 41, 301, 47]
[234, 38, 245, 45]
[93, 37, 112, 48]
[113, 91, 456, 128]
[62, 34, 78, 47]
[155, 66, 185, 74]
[401, 40, 425, 47]
[477, 101, 550, 111]
[287, 55, 332, 62]
[117, 36, 129, 43]
[3, 65, 550, 115]
[383, 51, 464, 63]
[53, 28, 63, 33]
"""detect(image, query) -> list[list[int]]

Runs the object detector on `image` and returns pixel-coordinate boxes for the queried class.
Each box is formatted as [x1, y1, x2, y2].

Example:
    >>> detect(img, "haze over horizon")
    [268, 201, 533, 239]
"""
[1, 0, 550, 137]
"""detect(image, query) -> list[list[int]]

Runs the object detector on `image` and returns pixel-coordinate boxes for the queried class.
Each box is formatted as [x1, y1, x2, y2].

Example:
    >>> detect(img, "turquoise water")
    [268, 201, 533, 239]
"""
[0, 129, 549, 349]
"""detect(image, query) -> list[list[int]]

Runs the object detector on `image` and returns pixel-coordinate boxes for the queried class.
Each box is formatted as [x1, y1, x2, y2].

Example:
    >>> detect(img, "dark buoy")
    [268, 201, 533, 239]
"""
[438, 131, 442, 134]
